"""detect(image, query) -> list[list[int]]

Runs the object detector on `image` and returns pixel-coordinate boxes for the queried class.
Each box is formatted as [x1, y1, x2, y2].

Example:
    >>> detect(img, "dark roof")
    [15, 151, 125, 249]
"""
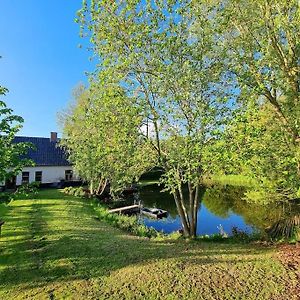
[14, 136, 71, 166]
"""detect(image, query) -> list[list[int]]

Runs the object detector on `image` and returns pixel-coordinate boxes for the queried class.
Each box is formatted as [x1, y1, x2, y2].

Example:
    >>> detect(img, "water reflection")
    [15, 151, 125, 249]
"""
[137, 184, 300, 236]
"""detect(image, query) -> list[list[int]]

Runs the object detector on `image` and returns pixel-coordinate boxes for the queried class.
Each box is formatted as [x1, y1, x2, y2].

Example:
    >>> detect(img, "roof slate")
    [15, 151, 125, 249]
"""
[14, 136, 71, 166]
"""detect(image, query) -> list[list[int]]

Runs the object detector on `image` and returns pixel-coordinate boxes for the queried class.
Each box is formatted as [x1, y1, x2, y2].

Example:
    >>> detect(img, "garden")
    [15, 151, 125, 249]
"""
[1, 0, 300, 298]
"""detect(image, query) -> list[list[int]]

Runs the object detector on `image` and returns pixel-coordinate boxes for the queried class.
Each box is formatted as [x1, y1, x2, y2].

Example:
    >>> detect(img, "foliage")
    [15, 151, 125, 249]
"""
[63, 186, 87, 198]
[0, 192, 12, 204]
[1, 182, 40, 202]
[72, 0, 300, 236]
[196, 229, 259, 243]
[0, 202, 9, 221]
[0, 84, 33, 183]
[221, 101, 300, 203]
[92, 201, 159, 238]
[231, 226, 251, 241]
[75, 0, 234, 238]
[197, 233, 225, 242]
[60, 84, 155, 197]
[14, 182, 40, 199]
[195, 0, 300, 202]
[268, 213, 300, 242]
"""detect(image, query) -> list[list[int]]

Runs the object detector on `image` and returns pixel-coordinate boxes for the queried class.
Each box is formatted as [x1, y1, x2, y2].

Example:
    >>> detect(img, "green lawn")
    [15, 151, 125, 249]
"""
[0, 189, 298, 299]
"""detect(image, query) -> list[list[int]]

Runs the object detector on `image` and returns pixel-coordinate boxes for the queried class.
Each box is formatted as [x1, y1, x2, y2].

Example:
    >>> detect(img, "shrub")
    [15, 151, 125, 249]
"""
[267, 215, 300, 242]
[231, 226, 250, 241]
[63, 186, 86, 198]
[197, 234, 225, 242]
[91, 201, 159, 238]
[0, 192, 13, 204]
[15, 182, 40, 198]
[74, 187, 86, 197]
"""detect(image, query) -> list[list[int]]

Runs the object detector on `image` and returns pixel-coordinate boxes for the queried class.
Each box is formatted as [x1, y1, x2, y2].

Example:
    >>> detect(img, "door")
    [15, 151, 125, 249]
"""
[5, 176, 16, 189]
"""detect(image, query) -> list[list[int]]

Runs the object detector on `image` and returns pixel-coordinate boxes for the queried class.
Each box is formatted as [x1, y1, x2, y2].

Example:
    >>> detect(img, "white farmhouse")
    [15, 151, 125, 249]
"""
[2, 132, 80, 189]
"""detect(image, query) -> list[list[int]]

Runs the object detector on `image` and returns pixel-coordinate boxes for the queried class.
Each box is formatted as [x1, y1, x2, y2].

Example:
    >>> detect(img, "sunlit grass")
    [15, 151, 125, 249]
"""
[139, 175, 256, 188]
[204, 174, 256, 187]
[0, 189, 297, 299]
[138, 180, 160, 187]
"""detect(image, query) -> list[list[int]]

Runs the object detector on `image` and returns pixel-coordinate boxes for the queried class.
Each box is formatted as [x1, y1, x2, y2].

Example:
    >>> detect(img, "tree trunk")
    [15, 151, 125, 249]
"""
[89, 181, 94, 195]
[188, 182, 196, 237]
[96, 178, 108, 195]
[178, 185, 190, 229]
[173, 183, 202, 238]
[173, 191, 190, 237]
[188, 183, 201, 238]
[191, 185, 200, 238]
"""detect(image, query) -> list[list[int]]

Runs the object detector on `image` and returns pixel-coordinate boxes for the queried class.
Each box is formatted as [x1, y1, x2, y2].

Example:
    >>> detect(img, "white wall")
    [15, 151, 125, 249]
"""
[15, 166, 79, 185]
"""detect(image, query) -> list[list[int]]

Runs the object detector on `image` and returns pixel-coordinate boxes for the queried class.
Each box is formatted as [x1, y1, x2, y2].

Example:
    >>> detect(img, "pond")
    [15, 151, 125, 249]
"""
[134, 184, 297, 236]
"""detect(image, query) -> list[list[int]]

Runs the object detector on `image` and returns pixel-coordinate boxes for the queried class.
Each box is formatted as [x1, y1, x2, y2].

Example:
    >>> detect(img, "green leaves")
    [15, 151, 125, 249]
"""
[60, 83, 155, 197]
[0, 85, 33, 182]
[73, 0, 237, 236]
[204, 0, 300, 202]
[71, 0, 300, 234]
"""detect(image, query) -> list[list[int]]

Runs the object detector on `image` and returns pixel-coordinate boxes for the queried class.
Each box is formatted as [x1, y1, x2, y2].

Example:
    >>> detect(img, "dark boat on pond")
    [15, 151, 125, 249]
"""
[141, 207, 168, 219]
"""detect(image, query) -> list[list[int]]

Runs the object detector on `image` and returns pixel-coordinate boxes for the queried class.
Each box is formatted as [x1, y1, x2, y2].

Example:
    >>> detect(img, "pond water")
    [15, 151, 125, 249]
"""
[134, 184, 294, 236]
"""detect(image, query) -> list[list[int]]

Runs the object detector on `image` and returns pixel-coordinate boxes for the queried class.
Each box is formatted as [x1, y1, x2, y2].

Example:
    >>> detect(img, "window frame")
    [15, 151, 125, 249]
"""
[21, 172, 30, 184]
[65, 170, 73, 181]
[35, 171, 42, 183]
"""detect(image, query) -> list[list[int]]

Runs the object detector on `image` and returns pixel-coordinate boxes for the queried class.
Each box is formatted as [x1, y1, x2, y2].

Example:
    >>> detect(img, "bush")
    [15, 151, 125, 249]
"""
[196, 227, 260, 243]
[267, 215, 300, 242]
[63, 186, 86, 198]
[0, 192, 13, 204]
[15, 182, 40, 198]
[197, 233, 225, 242]
[231, 226, 250, 241]
[91, 201, 159, 238]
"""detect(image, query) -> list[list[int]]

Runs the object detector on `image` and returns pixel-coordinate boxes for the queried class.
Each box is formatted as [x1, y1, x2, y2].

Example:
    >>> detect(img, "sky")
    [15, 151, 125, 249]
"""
[0, 0, 94, 137]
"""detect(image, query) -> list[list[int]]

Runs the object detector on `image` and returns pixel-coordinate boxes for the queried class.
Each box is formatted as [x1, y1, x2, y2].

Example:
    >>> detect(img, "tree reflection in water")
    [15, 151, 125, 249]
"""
[138, 184, 300, 237]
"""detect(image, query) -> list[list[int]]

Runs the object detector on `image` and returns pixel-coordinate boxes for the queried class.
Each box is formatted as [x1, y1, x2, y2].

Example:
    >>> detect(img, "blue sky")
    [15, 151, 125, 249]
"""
[0, 0, 93, 137]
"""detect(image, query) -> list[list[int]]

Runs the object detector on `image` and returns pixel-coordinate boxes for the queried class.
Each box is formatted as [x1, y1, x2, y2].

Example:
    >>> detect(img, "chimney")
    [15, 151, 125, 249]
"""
[50, 132, 58, 142]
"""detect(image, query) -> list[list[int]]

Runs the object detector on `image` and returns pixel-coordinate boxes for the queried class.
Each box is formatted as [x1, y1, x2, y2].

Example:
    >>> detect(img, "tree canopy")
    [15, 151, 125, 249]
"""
[0, 85, 32, 183]
[199, 0, 300, 201]
[62, 0, 300, 237]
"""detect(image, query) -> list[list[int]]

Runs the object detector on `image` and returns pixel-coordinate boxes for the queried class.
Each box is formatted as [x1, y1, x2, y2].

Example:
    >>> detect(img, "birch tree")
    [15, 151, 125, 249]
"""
[77, 0, 231, 237]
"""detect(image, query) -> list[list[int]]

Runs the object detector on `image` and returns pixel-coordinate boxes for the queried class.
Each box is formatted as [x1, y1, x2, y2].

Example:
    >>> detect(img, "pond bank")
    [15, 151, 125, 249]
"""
[103, 183, 299, 241]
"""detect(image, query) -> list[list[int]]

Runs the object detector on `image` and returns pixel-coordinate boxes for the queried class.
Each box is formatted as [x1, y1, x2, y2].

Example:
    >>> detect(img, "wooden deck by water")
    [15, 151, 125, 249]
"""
[108, 205, 140, 214]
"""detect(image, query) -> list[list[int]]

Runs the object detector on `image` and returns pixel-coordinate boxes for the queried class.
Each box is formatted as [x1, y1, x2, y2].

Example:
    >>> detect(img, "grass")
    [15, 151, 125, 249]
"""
[0, 202, 10, 219]
[92, 202, 160, 238]
[0, 189, 298, 299]
[204, 174, 256, 187]
[139, 175, 255, 188]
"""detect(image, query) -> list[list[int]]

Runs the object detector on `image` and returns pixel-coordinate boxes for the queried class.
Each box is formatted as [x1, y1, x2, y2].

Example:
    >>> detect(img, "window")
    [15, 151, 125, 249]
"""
[65, 170, 73, 181]
[22, 172, 30, 184]
[35, 171, 42, 183]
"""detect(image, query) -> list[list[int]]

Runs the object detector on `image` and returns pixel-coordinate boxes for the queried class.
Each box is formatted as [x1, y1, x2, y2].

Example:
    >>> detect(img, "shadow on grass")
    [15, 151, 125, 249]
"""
[0, 190, 271, 291]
